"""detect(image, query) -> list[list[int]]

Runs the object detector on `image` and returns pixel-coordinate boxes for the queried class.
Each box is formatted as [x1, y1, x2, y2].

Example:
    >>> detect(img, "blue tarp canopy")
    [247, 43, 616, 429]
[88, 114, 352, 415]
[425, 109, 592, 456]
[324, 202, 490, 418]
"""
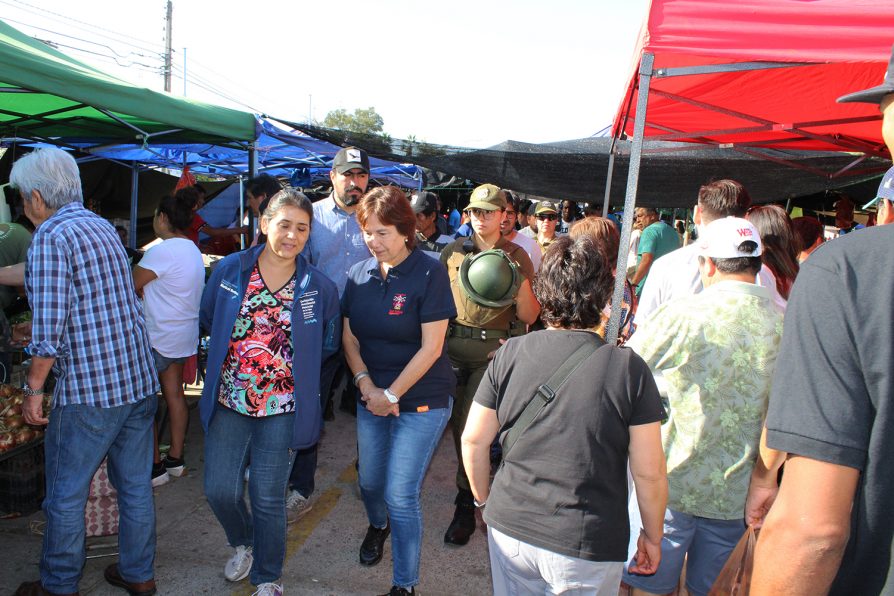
[67, 118, 423, 189]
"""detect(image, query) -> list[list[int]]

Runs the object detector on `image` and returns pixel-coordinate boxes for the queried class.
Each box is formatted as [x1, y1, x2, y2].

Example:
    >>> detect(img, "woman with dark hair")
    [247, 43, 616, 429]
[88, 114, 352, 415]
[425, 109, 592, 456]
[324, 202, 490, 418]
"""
[461, 235, 668, 595]
[570, 216, 637, 343]
[343, 186, 456, 596]
[133, 195, 205, 486]
[746, 204, 799, 304]
[199, 189, 341, 596]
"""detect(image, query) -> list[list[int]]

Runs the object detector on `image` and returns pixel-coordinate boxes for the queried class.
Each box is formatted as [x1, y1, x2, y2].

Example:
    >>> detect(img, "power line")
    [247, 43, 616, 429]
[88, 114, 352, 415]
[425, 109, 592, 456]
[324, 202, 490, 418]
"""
[0, 0, 164, 56]
[5, 16, 163, 62]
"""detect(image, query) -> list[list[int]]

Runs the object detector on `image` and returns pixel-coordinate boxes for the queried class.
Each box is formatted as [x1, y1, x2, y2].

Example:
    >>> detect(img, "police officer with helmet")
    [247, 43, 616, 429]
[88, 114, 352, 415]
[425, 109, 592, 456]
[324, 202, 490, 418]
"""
[439, 184, 540, 546]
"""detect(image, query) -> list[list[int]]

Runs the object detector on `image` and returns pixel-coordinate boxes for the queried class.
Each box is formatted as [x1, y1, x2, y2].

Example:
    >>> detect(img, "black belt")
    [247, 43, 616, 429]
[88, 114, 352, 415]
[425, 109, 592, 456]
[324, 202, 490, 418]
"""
[448, 323, 511, 341]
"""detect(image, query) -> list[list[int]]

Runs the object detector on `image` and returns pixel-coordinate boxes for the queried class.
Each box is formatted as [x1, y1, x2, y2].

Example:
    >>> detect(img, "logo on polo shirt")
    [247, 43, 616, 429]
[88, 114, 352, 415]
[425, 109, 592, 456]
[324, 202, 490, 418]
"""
[389, 293, 407, 316]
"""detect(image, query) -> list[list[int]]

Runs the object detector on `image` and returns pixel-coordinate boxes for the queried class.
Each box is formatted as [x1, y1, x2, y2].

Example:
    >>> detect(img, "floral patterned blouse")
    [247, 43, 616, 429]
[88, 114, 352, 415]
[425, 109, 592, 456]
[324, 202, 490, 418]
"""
[218, 264, 296, 417]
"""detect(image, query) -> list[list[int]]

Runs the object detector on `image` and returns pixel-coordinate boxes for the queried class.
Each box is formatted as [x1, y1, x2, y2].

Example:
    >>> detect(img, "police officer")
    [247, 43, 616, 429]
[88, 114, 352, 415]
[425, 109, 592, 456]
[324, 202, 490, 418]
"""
[439, 183, 540, 546]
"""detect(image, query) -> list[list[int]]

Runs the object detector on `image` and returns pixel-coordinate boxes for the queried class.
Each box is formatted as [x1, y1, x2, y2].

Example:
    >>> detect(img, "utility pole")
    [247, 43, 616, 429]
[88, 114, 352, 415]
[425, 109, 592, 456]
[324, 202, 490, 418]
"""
[163, 0, 173, 92]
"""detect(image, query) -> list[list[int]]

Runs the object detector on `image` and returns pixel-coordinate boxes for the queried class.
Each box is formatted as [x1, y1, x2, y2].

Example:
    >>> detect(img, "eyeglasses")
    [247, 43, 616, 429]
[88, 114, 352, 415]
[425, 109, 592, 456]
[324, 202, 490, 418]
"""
[466, 208, 498, 220]
[536, 214, 558, 221]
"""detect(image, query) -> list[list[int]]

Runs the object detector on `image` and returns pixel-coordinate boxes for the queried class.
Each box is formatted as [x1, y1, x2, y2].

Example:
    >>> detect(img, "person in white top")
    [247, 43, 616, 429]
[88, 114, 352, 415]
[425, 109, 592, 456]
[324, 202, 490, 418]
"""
[133, 194, 206, 485]
[637, 179, 786, 321]
[502, 193, 542, 271]
[518, 202, 538, 239]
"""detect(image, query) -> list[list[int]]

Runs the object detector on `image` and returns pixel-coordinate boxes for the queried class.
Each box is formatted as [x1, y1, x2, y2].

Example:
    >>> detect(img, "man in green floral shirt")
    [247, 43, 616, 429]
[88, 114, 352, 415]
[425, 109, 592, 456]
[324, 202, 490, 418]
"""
[621, 217, 782, 596]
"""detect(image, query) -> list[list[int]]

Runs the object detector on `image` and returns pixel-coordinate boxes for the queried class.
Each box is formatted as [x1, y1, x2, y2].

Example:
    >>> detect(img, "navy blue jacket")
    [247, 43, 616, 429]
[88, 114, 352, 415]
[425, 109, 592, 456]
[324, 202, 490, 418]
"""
[198, 244, 341, 449]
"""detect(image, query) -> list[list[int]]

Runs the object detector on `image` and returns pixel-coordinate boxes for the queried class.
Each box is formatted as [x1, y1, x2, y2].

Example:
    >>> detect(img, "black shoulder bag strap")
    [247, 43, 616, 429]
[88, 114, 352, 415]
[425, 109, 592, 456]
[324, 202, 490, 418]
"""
[502, 333, 604, 459]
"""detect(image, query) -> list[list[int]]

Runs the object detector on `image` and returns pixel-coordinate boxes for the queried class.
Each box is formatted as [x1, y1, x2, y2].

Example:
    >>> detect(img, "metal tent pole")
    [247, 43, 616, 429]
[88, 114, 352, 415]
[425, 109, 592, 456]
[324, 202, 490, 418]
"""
[239, 176, 246, 250]
[606, 52, 654, 345]
[129, 163, 139, 249]
[602, 143, 616, 217]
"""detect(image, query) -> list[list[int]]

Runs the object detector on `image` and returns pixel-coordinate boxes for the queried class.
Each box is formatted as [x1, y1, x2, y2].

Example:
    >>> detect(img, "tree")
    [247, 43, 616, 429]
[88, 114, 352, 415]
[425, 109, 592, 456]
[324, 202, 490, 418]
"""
[322, 107, 384, 136]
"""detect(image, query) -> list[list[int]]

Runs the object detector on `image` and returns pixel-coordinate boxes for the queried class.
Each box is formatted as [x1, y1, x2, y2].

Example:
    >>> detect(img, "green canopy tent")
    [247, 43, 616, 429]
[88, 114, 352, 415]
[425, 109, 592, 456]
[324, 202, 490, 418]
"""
[0, 20, 257, 145]
[0, 19, 259, 244]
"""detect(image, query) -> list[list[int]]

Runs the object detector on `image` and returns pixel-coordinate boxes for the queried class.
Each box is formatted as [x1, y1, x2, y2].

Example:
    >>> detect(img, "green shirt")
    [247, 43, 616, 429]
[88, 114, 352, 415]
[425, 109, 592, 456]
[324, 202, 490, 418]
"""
[636, 221, 680, 295]
[628, 281, 783, 519]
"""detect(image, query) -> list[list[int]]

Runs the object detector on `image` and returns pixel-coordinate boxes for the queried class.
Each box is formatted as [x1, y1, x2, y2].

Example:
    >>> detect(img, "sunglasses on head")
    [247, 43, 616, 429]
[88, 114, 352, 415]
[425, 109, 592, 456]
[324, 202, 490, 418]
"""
[537, 213, 558, 221]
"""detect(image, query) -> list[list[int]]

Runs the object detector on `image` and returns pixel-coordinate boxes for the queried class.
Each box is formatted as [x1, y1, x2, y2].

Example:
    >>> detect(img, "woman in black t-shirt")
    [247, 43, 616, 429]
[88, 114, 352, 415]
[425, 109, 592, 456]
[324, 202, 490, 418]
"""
[461, 235, 668, 595]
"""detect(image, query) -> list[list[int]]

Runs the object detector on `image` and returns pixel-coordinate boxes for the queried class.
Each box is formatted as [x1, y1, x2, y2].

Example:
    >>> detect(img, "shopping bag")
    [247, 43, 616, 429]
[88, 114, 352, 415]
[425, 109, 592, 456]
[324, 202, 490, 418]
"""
[708, 525, 758, 595]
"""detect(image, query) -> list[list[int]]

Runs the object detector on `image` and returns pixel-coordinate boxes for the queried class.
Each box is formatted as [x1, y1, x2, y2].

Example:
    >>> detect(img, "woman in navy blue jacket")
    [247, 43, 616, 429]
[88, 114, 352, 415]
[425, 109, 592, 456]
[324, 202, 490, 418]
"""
[198, 189, 340, 596]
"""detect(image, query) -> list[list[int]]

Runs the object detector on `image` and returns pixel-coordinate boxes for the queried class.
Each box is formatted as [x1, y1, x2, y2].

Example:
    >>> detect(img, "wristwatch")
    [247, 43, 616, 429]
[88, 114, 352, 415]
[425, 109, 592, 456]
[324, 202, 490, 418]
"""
[22, 381, 43, 397]
[383, 388, 399, 404]
[473, 499, 487, 509]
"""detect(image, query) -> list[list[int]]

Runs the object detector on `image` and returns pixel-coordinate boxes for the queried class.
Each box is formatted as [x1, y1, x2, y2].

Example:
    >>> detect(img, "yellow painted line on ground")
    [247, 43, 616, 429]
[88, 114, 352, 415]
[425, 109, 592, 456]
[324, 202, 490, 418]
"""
[229, 461, 356, 596]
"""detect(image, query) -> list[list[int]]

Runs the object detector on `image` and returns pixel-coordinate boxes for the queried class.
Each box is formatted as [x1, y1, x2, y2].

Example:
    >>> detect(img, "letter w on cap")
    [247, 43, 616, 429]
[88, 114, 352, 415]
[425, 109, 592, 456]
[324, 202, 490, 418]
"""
[737, 228, 753, 237]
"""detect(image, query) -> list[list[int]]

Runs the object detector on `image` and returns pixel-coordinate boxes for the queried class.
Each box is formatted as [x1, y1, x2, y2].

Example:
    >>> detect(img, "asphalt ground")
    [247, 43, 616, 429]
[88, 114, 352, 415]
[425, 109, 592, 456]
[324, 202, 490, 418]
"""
[1, 386, 493, 595]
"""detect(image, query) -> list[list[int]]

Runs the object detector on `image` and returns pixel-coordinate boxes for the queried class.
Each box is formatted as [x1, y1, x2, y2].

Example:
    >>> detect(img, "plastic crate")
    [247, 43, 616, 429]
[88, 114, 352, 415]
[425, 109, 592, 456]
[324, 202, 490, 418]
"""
[0, 437, 45, 516]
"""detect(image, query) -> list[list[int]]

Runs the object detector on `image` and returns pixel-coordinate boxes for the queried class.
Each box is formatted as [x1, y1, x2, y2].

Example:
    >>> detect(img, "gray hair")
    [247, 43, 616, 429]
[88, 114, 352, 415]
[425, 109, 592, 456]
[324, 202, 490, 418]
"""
[262, 188, 313, 226]
[10, 147, 83, 210]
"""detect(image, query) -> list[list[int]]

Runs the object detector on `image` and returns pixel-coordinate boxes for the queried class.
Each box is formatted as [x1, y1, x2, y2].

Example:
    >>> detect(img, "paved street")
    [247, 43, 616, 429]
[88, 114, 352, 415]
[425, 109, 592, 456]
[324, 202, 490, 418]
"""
[1, 389, 492, 595]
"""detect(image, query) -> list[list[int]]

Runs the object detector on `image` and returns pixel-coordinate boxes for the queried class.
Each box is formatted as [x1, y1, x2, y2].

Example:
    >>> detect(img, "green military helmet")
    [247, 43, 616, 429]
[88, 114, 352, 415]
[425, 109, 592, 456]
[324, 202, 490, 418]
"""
[458, 248, 522, 308]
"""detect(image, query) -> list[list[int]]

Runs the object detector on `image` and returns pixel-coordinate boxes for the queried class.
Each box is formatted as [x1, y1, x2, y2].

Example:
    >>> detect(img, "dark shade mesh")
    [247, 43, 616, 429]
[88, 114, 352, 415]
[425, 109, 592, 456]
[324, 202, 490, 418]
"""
[280, 119, 889, 209]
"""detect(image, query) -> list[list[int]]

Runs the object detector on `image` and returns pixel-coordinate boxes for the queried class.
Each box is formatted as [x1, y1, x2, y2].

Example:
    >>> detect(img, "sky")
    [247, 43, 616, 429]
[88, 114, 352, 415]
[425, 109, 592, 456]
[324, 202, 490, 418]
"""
[1, 0, 650, 148]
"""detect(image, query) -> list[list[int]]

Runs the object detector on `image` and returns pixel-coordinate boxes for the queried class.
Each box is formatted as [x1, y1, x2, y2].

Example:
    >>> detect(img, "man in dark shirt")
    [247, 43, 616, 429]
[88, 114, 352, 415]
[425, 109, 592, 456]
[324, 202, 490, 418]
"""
[751, 46, 894, 595]
[410, 191, 452, 257]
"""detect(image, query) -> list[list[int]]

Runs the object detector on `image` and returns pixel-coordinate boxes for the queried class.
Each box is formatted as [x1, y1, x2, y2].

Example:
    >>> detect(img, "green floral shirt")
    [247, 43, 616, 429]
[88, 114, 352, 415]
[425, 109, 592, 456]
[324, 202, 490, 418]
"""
[628, 281, 783, 519]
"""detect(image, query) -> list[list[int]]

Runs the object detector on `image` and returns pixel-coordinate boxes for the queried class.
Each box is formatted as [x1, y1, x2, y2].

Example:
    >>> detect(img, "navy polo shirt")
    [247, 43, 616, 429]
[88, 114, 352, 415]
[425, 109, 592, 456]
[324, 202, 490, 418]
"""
[343, 249, 457, 412]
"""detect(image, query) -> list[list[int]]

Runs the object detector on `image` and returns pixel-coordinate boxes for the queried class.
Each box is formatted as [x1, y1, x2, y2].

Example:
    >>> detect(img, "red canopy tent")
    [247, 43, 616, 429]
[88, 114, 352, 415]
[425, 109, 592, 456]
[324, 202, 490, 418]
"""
[603, 0, 894, 341]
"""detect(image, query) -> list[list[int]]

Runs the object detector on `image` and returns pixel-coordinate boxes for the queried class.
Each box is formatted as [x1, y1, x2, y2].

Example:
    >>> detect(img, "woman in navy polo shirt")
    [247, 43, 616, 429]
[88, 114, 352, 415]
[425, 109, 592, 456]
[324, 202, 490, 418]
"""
[343, 186, 456, 596]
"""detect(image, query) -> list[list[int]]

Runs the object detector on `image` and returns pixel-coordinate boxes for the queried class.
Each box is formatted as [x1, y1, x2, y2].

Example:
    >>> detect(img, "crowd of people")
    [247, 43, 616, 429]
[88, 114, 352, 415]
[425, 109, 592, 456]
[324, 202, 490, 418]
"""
[6, 47, 894, 596]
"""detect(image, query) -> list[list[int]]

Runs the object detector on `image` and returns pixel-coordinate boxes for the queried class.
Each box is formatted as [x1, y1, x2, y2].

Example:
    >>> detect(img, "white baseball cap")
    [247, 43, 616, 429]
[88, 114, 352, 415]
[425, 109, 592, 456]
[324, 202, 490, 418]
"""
[698, 217, 762, 259]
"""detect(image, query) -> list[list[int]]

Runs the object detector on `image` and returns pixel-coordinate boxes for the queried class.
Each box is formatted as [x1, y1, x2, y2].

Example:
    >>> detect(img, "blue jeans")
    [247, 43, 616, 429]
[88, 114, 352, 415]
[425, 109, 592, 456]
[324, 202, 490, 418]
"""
[357, 399, 452, 589]
[41, 396, 157, 594]
[622, 508, 745, 596]
[203, 404, 295, 585]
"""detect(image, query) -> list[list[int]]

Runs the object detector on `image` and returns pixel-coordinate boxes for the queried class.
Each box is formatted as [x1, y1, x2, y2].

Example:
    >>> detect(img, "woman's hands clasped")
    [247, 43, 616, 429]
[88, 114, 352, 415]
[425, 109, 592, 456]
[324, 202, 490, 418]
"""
[357, 378, 400, 417]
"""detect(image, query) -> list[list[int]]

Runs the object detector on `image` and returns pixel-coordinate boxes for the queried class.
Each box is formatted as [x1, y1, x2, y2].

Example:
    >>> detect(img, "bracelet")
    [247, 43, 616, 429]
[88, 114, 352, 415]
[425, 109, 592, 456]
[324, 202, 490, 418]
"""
[473, 499, 487, 509]
[352, 371, 371, 387]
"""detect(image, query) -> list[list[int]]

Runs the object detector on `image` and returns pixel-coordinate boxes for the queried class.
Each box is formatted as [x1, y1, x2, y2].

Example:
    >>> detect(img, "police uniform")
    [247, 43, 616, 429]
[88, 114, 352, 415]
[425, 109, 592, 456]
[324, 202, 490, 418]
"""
[440, 234, 535, 493]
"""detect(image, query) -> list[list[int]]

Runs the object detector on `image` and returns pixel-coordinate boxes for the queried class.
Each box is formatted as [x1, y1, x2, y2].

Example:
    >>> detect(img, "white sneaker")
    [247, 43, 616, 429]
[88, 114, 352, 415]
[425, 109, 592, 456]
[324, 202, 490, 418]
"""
[252, 582, 283, 596]
[285, 490, 313, 524]
[224, 545, 253, 582]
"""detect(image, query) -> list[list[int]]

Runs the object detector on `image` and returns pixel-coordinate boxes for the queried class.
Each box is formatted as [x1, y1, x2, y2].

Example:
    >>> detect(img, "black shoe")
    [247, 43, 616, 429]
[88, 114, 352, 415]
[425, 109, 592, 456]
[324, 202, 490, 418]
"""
[359, 522, 390, 566]
[378, 587, 415, 596]
[443, 491, 477, 546]
[150, 462, 169, 488]
[13, 581, 79, 596]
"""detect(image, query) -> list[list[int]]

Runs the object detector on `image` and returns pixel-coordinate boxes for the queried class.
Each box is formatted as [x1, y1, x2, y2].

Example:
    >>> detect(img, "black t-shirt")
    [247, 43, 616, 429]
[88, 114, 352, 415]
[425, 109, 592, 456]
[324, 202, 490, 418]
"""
[474, 329, 665, 562]
[765, 225, 894, 595]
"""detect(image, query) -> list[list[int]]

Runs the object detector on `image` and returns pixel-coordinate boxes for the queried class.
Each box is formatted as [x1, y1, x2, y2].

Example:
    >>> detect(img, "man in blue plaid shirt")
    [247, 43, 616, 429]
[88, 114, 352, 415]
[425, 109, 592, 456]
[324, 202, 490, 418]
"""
[11, 148, 160, 596]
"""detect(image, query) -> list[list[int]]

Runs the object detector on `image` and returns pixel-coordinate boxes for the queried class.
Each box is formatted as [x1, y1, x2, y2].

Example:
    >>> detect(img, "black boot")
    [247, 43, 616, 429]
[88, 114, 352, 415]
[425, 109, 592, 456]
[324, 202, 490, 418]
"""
[359, 522, 390, 566]
[378, 587, 415, 596]
[443, 489, 476, 546]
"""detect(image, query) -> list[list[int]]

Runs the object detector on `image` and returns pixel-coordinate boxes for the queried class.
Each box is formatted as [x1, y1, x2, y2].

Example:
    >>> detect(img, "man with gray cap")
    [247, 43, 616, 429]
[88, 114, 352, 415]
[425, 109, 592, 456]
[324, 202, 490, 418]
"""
[752, 47, 894, 595]
[410, 190, 453, 257]
[439, 183, 540, 546]
[285, 146, 372, 522]
[621, 217, 782, 596]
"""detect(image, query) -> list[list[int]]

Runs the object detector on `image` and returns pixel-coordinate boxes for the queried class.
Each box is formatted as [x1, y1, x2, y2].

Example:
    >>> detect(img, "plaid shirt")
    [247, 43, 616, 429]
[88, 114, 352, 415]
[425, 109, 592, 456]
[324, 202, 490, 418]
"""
[25, 202, 158, 407]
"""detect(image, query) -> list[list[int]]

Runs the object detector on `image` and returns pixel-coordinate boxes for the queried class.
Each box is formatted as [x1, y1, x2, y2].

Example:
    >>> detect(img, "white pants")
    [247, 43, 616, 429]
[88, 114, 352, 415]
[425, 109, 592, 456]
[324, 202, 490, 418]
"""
[488, 527, 623, 595]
